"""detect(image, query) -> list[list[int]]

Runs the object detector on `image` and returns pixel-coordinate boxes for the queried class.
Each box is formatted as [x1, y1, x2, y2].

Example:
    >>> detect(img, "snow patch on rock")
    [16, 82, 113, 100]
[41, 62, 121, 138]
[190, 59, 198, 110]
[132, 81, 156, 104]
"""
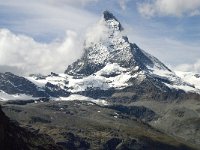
[0, 90, 35, 101]
[175, 71, 200, 90]
[56, 94, 109, 106]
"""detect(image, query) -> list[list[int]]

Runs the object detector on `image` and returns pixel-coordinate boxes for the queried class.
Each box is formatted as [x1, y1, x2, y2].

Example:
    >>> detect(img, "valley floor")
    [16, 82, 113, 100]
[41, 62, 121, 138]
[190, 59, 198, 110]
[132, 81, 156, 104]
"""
[1, 99, 199, 150]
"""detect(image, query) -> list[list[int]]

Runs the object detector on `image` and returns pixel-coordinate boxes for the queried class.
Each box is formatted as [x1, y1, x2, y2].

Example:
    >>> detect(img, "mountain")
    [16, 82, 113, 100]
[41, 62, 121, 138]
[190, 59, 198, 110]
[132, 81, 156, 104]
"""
[63, 10, 200, 102]
[65, 10, 170, 76]
[175, 71, 200, 89]
[1, 11, 199, 102]
[0, 72, 69, 101]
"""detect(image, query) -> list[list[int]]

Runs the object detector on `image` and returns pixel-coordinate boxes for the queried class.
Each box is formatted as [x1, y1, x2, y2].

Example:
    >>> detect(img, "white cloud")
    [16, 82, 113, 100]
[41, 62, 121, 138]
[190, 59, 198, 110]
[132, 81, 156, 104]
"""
[46, 0, 97, 5]
[0, 0, 98, 39]
[0, 0, 99, 75]
[85, 16, 126, 47]
[175, 60, 200, 73]
[0, 0, 98, 8]
[138, 0, 200, 17]
[0, 29, 83, 75]
[85, 19, 109, 47]
[48, 0, 99, 6]
[0, 0, 101, 75]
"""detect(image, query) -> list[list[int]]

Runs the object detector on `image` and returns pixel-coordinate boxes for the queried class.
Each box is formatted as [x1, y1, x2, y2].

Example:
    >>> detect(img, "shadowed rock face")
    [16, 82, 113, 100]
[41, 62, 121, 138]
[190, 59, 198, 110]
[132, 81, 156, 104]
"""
[103, 10, 124, 31]
[105, 105, 158, 122]
[0, 105, 61, 150]
[103, 137, 193, 150]
[1, 101, 198, 150]
[110, 78, 200, 103]
[0, 72, 70, 98]
[0, 72, 47, 97]
[57, 132, 90, 150]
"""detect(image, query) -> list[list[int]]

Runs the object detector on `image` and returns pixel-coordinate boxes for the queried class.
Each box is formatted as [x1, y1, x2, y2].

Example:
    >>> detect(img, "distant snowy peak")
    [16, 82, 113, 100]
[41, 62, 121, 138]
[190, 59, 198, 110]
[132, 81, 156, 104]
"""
[63, 11, 200, 95]
[175, 71, 200, 90]
[0, 90, 35, 101]
[65, 11, 170, 77]
[85, 11, 123, 46]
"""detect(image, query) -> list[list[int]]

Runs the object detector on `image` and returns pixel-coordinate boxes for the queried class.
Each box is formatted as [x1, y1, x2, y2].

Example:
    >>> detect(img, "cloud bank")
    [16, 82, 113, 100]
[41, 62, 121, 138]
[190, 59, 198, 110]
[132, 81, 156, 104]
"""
[0, 0, 100, 75]
[138, 0, 200, 17]
[0, 29, 83, 75]
[175, 60, 200, 73]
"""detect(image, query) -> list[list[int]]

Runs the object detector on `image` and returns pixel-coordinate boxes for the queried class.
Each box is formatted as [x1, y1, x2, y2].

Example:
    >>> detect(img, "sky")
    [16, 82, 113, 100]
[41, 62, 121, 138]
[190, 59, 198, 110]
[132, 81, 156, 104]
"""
[0, 0, 200, 75]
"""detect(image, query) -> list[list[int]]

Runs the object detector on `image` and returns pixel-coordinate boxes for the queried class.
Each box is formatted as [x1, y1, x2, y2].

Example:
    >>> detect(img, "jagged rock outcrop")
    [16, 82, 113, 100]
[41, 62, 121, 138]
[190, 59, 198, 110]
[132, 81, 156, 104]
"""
[0, 72, 70, 99]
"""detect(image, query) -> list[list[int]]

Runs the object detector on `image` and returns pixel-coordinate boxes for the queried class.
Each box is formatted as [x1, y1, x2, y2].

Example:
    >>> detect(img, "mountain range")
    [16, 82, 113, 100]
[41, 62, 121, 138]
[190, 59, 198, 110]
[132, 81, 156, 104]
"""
[0, 11, 199, 102]
[0, 11, 200, 149]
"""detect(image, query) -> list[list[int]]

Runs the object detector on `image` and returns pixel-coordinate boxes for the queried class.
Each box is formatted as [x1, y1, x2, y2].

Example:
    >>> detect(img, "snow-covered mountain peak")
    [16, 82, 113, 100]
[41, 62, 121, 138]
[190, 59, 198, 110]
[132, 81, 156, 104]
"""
[66, 11, 136, 76]
[57, 11, 199, 95]
[66, 11, 170, 77]
[103, 10, 117, 21]
[85, 11, 125, 47]
[102, 10, 123, 31]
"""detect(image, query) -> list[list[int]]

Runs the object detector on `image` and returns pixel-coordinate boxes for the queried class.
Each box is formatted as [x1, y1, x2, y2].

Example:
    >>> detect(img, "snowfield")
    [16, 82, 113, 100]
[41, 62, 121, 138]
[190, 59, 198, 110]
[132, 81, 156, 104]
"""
[24, 66, 200, 102]
[55, 94, 109, 106]
[175, 71, 200, 90]
[26, 63, 145, 94]
[149, 67, 199, 93]
[0, 90, 35, 101]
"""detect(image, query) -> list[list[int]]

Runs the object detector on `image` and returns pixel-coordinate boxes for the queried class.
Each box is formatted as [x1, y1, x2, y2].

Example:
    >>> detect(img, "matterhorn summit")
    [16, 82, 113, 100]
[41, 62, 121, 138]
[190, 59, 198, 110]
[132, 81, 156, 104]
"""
[63, 11, 200, 100]
[65, 11, 171, 77]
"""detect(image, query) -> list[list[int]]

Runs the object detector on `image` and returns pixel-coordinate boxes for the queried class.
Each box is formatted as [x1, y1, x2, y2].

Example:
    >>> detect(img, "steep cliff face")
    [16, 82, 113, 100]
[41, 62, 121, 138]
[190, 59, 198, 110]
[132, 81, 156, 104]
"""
[65, 11, 170, 77]
[0, 72, 70, 100]
[63, 11, 200, 101]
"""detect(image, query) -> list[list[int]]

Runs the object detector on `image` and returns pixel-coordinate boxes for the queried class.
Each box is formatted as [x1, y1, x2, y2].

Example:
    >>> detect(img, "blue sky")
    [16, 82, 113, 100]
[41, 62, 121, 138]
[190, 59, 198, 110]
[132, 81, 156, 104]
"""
[0, 0, 200, 74]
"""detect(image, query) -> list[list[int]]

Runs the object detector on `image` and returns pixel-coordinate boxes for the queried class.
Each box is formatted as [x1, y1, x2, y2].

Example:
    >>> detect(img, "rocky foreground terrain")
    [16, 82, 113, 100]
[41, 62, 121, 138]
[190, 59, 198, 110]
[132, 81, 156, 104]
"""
[0, 100, 198, 150]
[0, 105, 60, 150]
